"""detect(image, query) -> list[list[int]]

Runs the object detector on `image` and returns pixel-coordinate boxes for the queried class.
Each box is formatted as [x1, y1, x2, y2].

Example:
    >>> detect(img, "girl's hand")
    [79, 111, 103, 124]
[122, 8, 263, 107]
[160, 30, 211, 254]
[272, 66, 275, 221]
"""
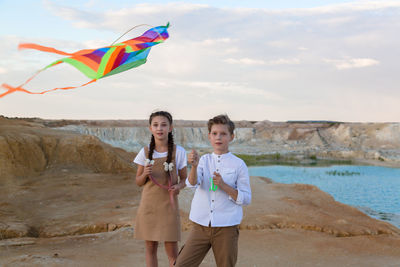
[188, 149, 199, 167]
[143, 164, 153, 177]
[168, 184, 181, 195]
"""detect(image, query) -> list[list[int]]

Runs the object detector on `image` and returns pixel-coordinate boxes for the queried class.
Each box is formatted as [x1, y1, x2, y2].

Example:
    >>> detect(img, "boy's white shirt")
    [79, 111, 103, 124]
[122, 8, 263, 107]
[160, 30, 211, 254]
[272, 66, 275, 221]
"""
[186, 152, 252, 227]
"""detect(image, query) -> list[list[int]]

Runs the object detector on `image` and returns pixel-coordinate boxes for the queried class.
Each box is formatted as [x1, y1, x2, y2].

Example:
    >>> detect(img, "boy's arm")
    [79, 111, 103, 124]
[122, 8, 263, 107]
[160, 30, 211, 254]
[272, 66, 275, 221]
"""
[215, 162, 251, 205]
[232, 161, 252, 205]
[188, 164, 198, 186]
[215, 173, 238, 200]
[187, 150, 202, 187]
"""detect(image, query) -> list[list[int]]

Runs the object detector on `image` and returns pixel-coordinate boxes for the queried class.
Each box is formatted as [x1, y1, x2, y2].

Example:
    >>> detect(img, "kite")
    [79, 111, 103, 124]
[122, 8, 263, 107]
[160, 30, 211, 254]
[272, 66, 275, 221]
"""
[0, 23, 169, 98]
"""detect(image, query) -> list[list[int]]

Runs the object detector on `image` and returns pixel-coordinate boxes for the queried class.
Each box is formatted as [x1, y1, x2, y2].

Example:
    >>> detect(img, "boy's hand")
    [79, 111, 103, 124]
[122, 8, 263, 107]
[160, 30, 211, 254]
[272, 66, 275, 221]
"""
[213, 171, 226, 188]
[188, 149, 199, 167]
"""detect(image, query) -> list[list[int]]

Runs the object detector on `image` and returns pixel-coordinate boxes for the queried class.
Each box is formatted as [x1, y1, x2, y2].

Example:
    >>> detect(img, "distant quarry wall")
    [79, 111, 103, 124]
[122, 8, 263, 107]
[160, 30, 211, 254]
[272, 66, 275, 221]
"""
[57, 121, 400, 164]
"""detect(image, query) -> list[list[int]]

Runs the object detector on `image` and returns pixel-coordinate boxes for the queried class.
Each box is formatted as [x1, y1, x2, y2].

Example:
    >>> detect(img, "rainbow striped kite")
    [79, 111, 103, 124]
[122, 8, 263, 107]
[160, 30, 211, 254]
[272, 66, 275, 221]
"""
[0, 23, 169, 98]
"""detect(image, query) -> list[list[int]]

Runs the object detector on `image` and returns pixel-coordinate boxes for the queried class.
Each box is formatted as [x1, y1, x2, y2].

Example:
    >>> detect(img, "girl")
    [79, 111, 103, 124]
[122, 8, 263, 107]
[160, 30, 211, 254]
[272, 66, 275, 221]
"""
[133, 111, 187, 267]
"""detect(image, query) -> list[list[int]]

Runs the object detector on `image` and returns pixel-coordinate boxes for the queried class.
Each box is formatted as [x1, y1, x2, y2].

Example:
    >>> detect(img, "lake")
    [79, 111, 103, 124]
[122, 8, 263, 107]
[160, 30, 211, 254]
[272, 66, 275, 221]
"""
[249, 165, 400, 228]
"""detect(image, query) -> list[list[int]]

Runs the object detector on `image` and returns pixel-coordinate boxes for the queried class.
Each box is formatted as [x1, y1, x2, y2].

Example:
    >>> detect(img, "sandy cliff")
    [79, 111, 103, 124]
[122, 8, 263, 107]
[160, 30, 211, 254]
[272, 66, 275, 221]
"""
[0, 116, 136, 179]
[51, 119, 400, 164]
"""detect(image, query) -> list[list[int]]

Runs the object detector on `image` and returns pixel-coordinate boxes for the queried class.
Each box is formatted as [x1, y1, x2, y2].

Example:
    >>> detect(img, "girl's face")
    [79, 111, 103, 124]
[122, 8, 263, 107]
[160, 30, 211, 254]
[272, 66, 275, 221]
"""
[149, 115, 172, 141]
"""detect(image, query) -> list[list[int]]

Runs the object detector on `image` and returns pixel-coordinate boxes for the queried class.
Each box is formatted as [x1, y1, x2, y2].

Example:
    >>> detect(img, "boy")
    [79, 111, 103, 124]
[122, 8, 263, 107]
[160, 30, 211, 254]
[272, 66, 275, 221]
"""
[175, 114, 252, 267]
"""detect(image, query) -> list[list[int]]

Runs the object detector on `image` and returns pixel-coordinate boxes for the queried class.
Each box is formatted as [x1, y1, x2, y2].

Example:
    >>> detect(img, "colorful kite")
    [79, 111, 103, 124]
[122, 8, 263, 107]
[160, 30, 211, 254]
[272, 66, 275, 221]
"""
[0, 23, 169, 98]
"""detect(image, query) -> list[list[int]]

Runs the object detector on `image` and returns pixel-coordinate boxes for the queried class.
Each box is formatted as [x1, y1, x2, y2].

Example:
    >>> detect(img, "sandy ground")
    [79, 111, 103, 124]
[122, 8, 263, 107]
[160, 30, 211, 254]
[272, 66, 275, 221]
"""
[1, 173, 400, 267]
[1, 227, 400, 267]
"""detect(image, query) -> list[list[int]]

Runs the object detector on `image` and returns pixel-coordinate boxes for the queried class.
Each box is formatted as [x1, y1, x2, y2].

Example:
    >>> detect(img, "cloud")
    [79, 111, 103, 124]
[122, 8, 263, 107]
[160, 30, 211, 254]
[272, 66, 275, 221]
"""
[264, 1, 400, 15]
[324, 58, 380, 70]
[2, 1, 400, 121]
[0, 67, 7, 74]
[224, 57, 300, 66]
[160, 80, 283, 101]
[200, 38, 232, 45]
[224, 57, 265, 65]
[82, 39, 109, 49]
[317, 16, 355, 26]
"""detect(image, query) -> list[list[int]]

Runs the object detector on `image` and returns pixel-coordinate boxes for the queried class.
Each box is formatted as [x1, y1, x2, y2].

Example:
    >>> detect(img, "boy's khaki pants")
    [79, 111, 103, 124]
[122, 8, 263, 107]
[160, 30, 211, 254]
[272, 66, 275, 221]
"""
[175, 223, 239, 267]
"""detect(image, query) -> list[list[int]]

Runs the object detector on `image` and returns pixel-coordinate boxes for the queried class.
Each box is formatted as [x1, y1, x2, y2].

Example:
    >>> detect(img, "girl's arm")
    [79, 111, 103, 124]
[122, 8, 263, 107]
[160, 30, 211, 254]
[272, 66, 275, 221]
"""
[178, 167, 187, 189]
[135, 164, 152, 186]
[169, 167, 187, 195]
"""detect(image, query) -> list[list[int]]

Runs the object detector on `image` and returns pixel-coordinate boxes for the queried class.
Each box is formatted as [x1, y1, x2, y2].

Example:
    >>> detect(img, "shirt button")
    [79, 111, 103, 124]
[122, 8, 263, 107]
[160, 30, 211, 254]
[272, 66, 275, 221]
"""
[212, 200, 214, 202]
[218, 160, 220, 163]
[211, 210, 213, 213]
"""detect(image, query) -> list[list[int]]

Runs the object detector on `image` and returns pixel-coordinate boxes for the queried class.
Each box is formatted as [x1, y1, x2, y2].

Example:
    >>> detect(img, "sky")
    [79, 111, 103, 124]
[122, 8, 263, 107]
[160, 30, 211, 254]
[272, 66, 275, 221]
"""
[0, 0, 399, 122]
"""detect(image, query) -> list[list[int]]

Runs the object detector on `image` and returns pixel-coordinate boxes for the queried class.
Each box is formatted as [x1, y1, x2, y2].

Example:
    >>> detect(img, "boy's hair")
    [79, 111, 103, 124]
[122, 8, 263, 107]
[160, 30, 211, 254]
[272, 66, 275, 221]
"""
[207, 114, 235, 135]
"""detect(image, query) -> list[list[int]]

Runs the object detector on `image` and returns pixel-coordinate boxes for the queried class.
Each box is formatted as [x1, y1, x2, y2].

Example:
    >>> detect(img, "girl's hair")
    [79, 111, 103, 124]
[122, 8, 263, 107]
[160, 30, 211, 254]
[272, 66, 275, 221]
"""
[148, 111, 174, 167]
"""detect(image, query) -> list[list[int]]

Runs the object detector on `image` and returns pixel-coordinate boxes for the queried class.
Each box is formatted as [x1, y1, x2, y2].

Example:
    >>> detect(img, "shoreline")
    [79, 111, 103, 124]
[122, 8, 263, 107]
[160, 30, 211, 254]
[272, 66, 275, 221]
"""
[236, 153, 400, 168]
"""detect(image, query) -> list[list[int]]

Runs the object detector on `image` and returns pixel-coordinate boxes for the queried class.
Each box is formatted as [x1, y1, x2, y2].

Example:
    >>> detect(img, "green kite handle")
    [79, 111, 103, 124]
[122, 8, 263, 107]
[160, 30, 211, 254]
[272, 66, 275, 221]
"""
[209, 177, 218, 191]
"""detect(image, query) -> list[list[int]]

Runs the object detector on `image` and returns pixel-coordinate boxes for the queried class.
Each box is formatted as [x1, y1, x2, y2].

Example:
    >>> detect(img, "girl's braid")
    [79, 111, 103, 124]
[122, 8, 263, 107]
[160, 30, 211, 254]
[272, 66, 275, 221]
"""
[166, 132, 174, 164]
[148, 134, 155, 161]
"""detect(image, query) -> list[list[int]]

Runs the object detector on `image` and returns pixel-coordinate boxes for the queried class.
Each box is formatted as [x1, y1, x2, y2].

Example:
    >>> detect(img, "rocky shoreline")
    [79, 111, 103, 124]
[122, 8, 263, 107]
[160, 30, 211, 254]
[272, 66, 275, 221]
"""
[49, 118, 400, 167]
[4, 116, 400, 165]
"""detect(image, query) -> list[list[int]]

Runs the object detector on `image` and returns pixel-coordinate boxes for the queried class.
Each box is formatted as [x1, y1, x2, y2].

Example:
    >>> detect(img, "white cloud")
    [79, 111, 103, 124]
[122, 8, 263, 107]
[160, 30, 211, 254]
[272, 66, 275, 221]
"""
[164, 80, 283, 101]
[267, 1, 400, 15]
[82, 39, 109, 49]
[224, 57, 300, 66]
[0, 67, 7, 74]
[269, 58, 300, 65]
[317, 16, 355, 26]
[324, 58, 380, 70]
[2, 1, 400, 121]
[267, 40, 289, 48]
[201, 38, 232, 45]
[224, 57, 265, 65]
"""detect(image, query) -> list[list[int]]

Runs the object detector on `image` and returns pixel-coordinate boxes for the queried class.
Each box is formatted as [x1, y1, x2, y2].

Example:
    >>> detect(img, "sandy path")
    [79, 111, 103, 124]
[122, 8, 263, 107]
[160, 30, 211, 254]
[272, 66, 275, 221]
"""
[2, 227, 400, 267]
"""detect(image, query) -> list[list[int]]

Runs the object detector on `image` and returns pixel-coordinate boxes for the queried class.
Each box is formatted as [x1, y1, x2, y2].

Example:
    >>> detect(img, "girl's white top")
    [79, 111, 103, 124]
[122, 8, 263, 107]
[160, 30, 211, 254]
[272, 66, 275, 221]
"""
[133, 145, 187, 175]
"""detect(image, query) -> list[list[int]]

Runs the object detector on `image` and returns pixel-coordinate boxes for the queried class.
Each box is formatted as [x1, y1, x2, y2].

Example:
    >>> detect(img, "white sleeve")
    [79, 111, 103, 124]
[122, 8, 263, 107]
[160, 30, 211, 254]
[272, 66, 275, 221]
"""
[133, 148, 146, 166]
[228, 160, 252, 206]
[175, 146, 187, 170]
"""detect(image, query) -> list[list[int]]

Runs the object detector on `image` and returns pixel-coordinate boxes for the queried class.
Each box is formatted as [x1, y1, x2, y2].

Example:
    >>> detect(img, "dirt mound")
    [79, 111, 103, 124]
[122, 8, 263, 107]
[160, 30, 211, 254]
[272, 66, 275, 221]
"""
[0, 117, 136, 179]
[240, 176, 400, 236]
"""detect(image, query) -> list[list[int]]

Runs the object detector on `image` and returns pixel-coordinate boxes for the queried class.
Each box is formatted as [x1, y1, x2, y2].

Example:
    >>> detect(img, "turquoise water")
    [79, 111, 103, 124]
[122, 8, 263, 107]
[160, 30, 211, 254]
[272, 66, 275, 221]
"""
[249, 165, 400, 228]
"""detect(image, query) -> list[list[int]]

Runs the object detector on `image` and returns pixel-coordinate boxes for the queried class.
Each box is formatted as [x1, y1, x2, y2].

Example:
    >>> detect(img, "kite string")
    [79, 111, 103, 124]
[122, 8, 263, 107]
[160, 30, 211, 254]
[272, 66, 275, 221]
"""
[110, 24, 155, 45]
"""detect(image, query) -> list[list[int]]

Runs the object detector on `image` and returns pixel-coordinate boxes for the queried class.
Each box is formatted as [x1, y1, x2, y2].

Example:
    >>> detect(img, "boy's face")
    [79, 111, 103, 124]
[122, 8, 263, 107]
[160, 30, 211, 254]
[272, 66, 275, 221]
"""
[208, 124, 234, 155]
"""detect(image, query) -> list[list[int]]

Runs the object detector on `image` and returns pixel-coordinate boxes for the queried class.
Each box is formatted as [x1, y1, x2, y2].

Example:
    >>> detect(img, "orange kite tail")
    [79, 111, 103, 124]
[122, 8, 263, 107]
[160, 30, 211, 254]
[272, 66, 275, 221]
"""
[0, 79, 97, 98]
[18, 43, 74, 56]
[18, 43, 95, 56]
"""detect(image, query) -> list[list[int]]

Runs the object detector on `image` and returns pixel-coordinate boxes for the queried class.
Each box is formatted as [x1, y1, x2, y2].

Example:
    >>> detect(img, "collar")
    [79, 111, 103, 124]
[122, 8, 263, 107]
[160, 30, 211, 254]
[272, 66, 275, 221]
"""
[212, 151, 232, 159]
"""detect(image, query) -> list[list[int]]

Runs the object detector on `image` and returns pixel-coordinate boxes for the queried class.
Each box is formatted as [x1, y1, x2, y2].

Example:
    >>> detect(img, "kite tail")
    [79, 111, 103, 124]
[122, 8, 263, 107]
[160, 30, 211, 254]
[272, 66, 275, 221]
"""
[0, 79, 97, 98]
[18, 43, 93, 56]
[19, 43, 74, 56]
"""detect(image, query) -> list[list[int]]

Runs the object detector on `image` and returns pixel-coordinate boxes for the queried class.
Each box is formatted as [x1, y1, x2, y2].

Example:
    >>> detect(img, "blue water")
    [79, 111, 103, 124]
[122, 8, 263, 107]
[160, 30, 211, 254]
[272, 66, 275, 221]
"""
[249, 165, 400, 228]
